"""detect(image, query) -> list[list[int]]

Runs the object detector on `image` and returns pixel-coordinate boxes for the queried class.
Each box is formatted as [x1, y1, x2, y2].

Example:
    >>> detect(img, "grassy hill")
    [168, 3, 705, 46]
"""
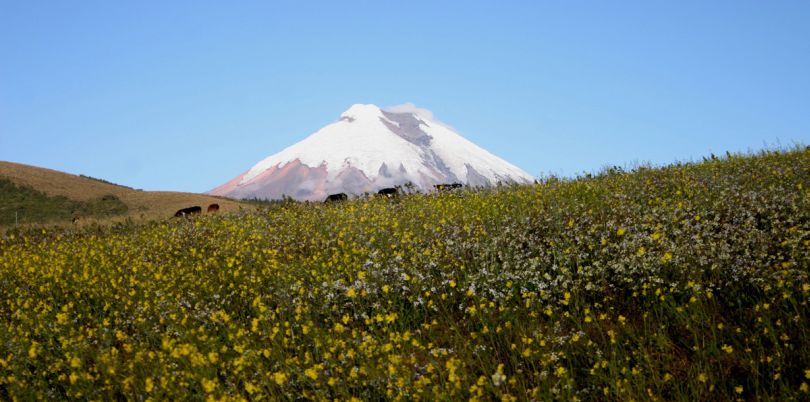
[0, 161, 245, 227]
[0, 179, 129, 226]
[0, 148, 808, 400]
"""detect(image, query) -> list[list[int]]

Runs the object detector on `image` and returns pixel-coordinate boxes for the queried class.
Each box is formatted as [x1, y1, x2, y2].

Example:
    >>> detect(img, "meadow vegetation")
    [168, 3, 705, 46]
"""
[0, 148, 808, 400]
[0, 179, 128, 226]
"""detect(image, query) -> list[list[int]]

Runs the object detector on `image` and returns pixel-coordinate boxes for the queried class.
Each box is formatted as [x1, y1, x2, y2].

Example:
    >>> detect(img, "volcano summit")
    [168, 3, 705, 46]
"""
[210, 103, 534, 201]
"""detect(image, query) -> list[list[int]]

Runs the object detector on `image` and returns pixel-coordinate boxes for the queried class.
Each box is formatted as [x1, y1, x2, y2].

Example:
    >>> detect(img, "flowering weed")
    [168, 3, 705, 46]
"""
[0, 148, 808, 400]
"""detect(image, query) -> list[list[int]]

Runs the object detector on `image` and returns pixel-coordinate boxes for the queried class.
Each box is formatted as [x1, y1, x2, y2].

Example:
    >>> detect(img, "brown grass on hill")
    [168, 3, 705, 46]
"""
[0, 161, 248, 226]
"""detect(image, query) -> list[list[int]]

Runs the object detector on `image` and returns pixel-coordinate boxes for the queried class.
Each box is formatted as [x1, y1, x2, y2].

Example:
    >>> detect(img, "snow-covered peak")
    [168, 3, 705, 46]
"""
[339, 103, 384, 122]
[210, 103, 535, 201]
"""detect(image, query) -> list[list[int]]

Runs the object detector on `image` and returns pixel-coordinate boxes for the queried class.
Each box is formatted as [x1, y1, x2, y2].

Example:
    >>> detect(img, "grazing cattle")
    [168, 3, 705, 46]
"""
[434, 183, 463, 191]
[207, 203, 220, 213]
[324, 193, 348, 203]
[174, 206, 202, 218]
[377, 187, 398, 198]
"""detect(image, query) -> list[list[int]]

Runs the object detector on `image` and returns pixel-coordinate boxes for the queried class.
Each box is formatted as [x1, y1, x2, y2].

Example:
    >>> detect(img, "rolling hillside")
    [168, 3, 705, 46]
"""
[0, 148, 807, 400]
[0, 161, 245, 227]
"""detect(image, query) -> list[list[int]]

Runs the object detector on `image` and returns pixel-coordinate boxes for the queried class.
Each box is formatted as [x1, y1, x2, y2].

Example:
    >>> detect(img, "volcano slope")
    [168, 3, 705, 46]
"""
[0, 148, 808, 400]
[211, 103, 534, 201]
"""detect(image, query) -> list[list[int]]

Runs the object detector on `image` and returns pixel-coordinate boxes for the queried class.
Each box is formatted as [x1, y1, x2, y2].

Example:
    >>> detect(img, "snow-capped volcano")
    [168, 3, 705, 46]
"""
[210, 103, 534, 201]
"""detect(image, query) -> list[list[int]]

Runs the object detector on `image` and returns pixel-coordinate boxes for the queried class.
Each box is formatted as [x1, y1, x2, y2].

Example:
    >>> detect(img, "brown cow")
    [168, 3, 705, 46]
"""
[207, 203, 220, 213]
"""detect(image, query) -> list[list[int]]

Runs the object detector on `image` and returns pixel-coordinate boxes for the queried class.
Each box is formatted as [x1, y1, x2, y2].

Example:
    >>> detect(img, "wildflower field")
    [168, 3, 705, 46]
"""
[1, 149, 808, 401]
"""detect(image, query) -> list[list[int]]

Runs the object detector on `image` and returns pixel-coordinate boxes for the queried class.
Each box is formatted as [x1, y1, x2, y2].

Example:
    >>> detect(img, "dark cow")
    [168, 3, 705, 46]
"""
[207, 203, 220, 213]
[174, 206, 202, 218]
[434, 183, 463, 191]
[324, 193, 348, 203]
[377, 188, 398, 198]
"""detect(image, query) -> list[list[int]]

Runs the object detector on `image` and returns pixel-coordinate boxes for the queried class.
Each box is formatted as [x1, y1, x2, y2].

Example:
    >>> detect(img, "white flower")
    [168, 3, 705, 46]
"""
[491, 364, 507, 386]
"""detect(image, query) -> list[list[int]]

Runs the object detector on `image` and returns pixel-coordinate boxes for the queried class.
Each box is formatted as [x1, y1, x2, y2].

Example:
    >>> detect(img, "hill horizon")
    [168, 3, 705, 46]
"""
[0, 160, 245, 227]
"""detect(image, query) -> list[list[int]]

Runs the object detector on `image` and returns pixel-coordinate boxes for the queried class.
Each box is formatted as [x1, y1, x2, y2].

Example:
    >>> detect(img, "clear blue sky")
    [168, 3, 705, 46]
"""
[2, 1, 809, 192]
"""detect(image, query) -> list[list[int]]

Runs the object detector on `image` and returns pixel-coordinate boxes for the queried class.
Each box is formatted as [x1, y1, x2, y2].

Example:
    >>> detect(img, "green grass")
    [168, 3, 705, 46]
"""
[0, 147, 808, 400]
[0, 178, 128, 225]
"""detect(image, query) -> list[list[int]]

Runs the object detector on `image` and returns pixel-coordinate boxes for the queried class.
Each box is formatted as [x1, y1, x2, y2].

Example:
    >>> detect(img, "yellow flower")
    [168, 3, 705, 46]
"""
[735, 385, 743, 394]
[272, 371, 287, 385]
[145, 378, 154, 393]
[70, 356, 82, 368]
[201, 378, 217, 393]
[616, 227, 626, 236]
[56, 312, 69, 325]
[305, 366, 319, 380]
[346, 287, 357, 298]
[27, 342, 38, 359]
[218, 311, 231, 322]
[385, 312, 397, 323]
[697, 373, 708, 383]
[721, 344, 733, 354]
